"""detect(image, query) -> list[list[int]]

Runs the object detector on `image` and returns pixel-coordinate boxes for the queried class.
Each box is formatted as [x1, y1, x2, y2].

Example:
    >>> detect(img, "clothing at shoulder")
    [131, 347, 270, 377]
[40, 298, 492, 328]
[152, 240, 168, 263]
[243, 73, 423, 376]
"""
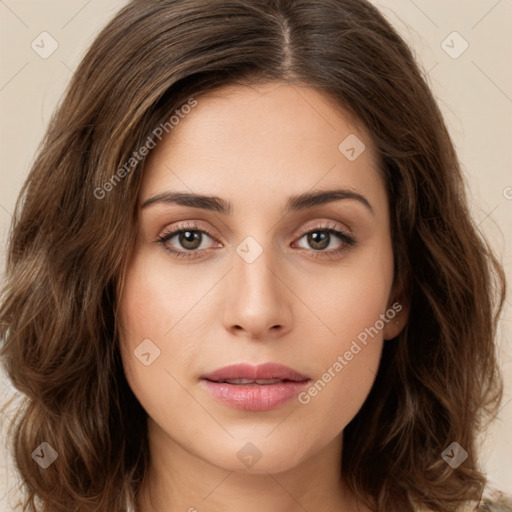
[417, 487, 512, 512]
[474, 487, 512, 511]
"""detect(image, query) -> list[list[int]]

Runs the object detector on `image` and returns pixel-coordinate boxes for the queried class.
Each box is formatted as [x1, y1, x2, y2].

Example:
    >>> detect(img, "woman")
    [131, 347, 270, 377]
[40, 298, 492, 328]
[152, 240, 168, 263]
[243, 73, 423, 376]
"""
[1, 1, 510, 511]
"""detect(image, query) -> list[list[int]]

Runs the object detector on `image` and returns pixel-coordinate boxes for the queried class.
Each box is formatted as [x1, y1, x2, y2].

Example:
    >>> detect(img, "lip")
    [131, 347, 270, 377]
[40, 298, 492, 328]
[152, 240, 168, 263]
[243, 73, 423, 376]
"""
[201, 362, 310, 382]
[200, 363, 311, 411]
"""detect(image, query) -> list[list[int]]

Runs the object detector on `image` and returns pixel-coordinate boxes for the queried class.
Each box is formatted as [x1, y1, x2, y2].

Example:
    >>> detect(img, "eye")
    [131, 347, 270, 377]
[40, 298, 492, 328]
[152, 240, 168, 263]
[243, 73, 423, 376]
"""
[292, 222, 356, 258]
[157, 223, 219, 260]
[156, 221, 357, 260]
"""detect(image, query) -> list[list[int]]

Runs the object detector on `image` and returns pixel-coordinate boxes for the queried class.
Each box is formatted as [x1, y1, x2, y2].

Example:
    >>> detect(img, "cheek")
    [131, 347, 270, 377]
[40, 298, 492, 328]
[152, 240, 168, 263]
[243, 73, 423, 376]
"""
[301, 343, 383, 445]
[117, 244, 225, 409]
[296, 280, 386, 438]
[117, 245, 217, 358]
[117, 250, 188, 407]
[303, 236, 394, 351]
[294, 241, 393, 426]
[117, 278, 198, 437]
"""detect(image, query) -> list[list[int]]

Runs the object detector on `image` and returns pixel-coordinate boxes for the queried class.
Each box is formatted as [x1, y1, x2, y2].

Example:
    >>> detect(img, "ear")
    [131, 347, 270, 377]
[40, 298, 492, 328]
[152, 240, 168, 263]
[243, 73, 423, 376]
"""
[383, 278, 410, 341]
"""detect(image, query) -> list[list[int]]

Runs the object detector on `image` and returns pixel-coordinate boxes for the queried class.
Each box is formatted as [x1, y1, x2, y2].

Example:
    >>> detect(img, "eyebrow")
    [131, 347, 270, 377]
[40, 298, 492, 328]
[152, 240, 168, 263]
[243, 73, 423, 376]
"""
[141, 188, 374, 215]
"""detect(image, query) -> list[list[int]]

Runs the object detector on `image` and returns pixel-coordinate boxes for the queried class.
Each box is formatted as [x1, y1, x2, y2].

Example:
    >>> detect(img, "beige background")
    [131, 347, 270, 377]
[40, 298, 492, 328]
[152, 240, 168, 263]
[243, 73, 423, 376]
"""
[0, 1, 511, 509]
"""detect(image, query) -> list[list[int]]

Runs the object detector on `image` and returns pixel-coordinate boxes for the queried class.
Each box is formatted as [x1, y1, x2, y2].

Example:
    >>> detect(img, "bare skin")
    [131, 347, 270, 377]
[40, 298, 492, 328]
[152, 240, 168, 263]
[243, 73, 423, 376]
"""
[118, 81, 408, 512]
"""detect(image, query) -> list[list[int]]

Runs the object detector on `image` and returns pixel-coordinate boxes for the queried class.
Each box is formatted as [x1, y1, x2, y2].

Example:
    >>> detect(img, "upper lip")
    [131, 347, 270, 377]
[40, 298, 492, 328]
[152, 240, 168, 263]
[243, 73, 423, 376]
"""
[201, 363, 310, 382]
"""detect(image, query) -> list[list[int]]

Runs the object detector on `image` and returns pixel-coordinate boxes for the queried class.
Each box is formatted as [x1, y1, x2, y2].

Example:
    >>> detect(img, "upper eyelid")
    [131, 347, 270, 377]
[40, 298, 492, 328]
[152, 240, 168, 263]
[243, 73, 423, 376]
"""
[159, 218, 349, 234]
[159, 221, 218, 241]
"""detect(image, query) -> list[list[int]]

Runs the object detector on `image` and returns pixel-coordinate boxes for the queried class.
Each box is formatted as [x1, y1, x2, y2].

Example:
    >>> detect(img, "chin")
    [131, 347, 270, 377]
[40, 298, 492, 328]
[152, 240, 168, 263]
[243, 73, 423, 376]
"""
[199, 436, 310, 475]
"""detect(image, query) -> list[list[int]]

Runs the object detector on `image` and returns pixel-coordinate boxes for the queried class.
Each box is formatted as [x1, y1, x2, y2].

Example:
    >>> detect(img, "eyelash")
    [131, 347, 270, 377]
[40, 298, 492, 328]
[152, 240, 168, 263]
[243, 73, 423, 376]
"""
[156, 221, 357, 260]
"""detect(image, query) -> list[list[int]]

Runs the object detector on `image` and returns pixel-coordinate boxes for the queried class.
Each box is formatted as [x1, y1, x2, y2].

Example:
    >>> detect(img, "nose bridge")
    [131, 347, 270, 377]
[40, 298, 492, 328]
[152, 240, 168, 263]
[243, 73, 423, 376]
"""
[223, 234, 291, 336]
[234, 235, 282, 306]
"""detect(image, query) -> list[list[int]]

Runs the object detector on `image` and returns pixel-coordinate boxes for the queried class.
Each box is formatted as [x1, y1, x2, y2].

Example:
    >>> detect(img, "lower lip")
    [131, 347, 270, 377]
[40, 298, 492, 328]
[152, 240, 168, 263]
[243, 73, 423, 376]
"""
[201, 379, 310, 411]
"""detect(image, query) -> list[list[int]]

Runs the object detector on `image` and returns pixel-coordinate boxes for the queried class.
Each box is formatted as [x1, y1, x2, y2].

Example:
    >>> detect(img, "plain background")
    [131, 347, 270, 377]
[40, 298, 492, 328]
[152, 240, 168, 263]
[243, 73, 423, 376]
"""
[0, 1, 511, 509]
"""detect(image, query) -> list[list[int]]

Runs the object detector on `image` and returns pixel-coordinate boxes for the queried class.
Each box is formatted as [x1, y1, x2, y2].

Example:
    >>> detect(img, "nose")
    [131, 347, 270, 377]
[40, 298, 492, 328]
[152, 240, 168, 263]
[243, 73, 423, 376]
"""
[222, 244, 292, 341]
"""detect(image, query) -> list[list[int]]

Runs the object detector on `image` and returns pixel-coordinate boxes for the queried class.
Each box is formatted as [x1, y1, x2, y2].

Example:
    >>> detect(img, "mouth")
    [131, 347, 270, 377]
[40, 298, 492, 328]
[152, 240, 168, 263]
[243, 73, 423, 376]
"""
[200, 362, 310, 382]
[200, 363, 311, 411]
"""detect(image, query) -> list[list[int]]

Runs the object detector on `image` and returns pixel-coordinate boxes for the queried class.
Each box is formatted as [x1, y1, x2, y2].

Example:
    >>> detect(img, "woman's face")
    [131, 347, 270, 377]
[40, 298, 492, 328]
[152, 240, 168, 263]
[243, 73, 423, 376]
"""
[118, 82, 405, 474]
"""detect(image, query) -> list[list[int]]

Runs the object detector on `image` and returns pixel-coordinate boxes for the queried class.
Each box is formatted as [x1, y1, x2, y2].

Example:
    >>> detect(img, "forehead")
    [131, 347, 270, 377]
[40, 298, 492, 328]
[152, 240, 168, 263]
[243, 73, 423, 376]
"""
[140, 82, 385, 210]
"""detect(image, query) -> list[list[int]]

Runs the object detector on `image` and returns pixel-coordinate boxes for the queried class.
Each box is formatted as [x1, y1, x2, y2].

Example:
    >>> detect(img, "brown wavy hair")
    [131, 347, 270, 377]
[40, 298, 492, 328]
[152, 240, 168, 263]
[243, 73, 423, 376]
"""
[0, 0, 506, 511]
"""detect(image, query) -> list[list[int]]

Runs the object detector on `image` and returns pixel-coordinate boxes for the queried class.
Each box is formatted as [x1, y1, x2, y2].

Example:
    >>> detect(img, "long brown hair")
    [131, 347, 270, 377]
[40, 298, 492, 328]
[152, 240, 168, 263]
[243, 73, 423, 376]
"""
[0, 0, 506, 510]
